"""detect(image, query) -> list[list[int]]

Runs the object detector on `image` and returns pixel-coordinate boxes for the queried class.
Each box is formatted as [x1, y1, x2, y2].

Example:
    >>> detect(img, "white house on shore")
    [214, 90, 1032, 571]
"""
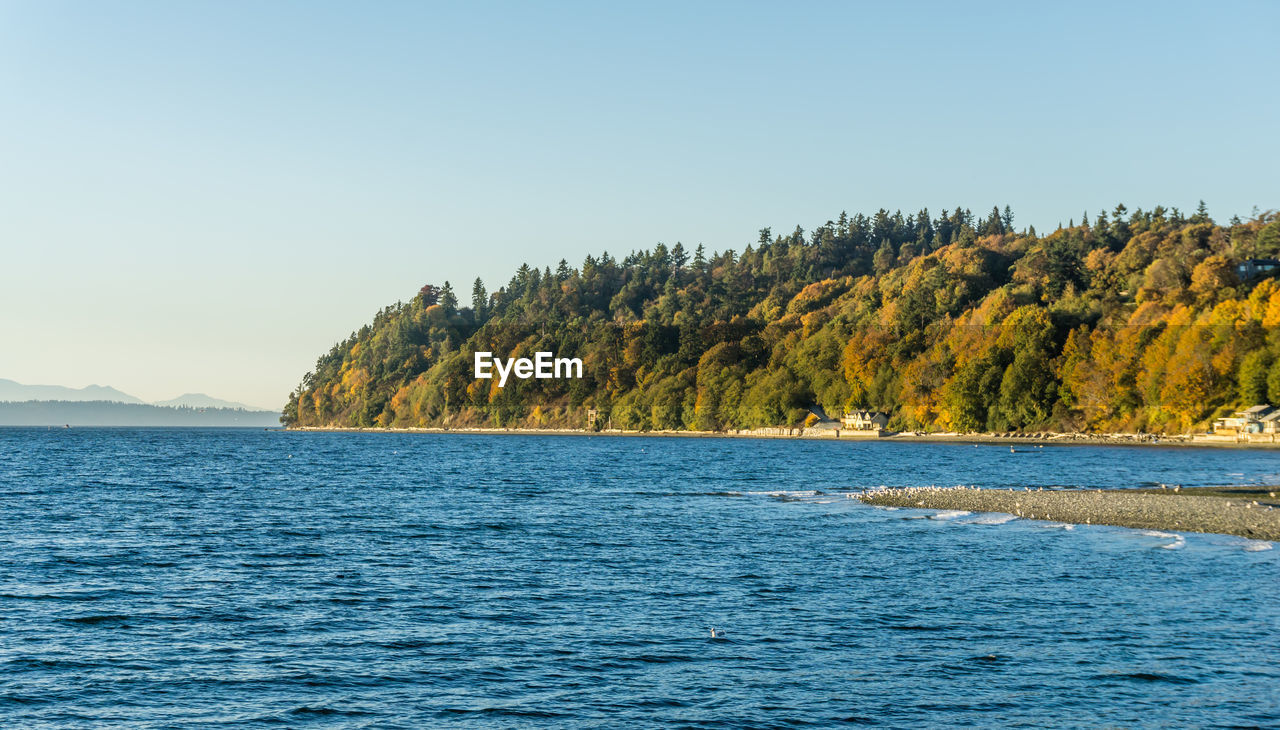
[842, 410, 889, 432]
[1212, 405, 1280, 435]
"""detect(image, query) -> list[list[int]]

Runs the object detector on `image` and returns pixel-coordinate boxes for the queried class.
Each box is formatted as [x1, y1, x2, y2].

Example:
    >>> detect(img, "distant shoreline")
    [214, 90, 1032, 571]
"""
[285, 426, 1280, 449]
[0, 400, 279, 427]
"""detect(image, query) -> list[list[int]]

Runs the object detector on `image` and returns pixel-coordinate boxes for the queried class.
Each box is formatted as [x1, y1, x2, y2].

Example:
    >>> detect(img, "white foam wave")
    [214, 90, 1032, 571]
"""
[1040, 522, 1074, 530]
[930, 510, 971, 520]
[966, 513, 1017, 525]
[1241, 540, 1273, 552]
[1136, 529, 1186, 549]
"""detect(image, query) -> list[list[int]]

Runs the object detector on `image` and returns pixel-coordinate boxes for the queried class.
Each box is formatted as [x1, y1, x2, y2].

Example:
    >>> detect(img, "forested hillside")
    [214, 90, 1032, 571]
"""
[283, 204, 1280, 434]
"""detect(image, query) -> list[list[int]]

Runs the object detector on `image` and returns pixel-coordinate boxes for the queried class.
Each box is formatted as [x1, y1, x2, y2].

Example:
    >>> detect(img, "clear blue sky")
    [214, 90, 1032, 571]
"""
[1, 1, 1277, 409]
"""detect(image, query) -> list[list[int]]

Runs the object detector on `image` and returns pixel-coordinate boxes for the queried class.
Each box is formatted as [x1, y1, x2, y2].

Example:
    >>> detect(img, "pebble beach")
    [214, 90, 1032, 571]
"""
[859, 486, 1280, 541]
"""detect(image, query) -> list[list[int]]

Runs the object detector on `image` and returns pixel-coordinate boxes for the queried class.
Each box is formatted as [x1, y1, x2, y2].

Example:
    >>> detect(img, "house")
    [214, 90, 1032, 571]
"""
[1236, 258, 1280, 281]
[1262, 410, 1280, 435]
[1213, 405, 1277, 435]
[842, 410, 889, 431]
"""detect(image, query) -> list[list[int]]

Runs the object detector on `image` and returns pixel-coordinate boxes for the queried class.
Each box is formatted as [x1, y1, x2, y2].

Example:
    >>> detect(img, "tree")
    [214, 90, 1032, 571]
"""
[872, 239, 895, 275]
[672, 242, 688, 270]
[471, 278, 488, 319]
[1191, 200, 1211, 224]
[1256, 221, 1280, 257]
[1239, 350, 1270, 405]
[1189, 255, 1235, 302]
[440, 281, 457, 315]
[944, 352, 1005, 431]
[1268, 359, 1280, 404]
[996, 348, 1056, 429]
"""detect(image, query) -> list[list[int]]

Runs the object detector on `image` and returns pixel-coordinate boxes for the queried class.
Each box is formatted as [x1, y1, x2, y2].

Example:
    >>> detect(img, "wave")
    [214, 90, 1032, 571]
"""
[1140, 530, 1186, 549]
[929, 510, 971, 520]
[965, 513, 1017, 525]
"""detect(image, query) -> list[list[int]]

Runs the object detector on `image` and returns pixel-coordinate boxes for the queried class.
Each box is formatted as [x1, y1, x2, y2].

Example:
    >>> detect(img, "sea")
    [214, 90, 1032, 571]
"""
[1, 428, 1277, 728]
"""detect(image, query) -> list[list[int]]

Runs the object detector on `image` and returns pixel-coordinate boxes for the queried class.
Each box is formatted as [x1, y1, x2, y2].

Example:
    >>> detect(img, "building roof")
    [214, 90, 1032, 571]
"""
[1240, 404, 1274, 416]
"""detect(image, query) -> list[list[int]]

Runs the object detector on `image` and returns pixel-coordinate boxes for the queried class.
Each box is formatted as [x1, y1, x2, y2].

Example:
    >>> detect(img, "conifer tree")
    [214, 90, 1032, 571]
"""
[471, 278, 488, 319]
[440, 281, 457, 315]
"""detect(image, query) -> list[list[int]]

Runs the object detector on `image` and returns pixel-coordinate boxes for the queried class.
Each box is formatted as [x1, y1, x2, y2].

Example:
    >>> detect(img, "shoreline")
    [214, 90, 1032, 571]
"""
[284, 425, 1280, 449]
[858, 486, 1280, 542]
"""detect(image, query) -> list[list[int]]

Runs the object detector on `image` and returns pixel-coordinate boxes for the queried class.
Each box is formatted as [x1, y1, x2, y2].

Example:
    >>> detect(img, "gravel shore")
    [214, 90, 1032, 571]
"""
[858, 487, 1280, 541]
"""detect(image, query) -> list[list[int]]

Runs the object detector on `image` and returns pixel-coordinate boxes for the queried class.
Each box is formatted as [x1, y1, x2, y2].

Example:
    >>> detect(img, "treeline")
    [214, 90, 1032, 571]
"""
[284, 203, 1280, 434]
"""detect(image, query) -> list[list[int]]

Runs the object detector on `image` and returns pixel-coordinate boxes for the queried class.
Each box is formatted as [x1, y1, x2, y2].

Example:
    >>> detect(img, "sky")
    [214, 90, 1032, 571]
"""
[1, 1, 1277, 410]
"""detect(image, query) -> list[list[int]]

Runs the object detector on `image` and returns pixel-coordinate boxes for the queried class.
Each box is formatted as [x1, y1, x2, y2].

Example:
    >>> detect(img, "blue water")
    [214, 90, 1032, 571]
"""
[1, 429, 1277, 728]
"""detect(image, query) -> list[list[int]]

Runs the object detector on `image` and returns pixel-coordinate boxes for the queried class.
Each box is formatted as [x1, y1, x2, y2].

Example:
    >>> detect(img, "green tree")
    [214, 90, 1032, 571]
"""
[1268, 358, 1280, 405]
[872, 239, 895, 275]
[440, 281, 458, 315]
[471, 278, 488, 319]
[1238, 350, 1271, 404]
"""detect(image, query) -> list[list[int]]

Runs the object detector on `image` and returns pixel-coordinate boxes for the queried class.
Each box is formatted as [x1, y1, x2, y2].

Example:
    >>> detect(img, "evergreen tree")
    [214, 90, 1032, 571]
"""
[1191, 200, 1212, 224]
[872, 239, 895, 275]
[471, 277, 488, 318]
[440, 281, 457, 315]
[672, 242, 688, 269]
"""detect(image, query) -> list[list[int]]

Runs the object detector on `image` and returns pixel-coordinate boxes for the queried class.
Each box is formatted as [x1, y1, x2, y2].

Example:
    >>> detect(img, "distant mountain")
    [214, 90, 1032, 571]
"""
[152, 393, 271, 412]
[0, 378, 144, 404]
[0, 380, 274, 413]
[0, 401, 280, 427]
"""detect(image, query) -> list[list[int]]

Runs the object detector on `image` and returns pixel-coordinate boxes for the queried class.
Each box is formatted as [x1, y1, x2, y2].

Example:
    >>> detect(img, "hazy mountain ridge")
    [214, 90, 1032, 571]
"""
[0, 379, 145, 404]
[0, 380, 272, 412]
[0, 401, 280, 427]
[151, 393, 270, 411]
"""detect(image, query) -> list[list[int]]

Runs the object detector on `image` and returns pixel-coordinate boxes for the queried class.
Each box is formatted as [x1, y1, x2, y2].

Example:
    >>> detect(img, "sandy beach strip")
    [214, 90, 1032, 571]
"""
[285, 426, 1280, 449]
[858, 487, 1280, 541]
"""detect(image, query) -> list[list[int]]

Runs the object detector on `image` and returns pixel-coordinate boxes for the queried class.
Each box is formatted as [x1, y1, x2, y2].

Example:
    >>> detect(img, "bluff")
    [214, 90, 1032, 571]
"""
[284, 204, 1280, 434]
